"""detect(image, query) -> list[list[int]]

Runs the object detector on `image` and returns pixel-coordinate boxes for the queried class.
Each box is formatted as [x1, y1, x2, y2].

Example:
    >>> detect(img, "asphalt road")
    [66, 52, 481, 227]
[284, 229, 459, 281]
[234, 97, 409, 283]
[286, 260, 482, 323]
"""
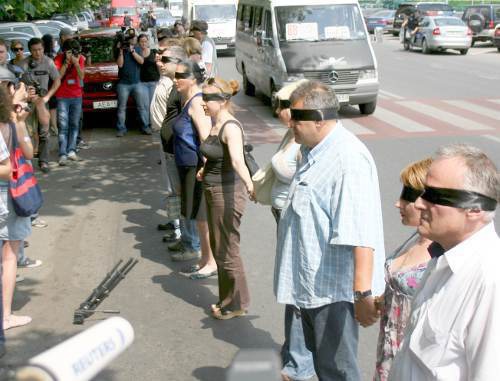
[2, 35, 499, 381]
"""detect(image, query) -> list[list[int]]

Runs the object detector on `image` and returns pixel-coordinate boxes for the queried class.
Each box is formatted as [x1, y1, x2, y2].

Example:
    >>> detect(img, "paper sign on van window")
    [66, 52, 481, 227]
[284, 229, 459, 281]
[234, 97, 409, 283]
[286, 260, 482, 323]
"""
[286, 23, 319, 41]
[324, 26, 351, 39]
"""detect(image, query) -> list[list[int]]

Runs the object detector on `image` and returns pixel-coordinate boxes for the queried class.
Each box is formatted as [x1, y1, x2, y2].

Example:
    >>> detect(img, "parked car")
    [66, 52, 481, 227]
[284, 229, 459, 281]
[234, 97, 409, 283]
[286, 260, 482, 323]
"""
[35, 24, 60, 39]
[493, 25, 500, 51]
[51, 14, 88, 31]
[78, 29, 134, 113]
[154, 8, 176, 28]
[0, 22, 43, 37]
[392, 2, 454, 36]
[365, 9, 396, 33]
[404, 16, 471, 54]
[34, 19, 78, 33]
[462, 4, 500, 45]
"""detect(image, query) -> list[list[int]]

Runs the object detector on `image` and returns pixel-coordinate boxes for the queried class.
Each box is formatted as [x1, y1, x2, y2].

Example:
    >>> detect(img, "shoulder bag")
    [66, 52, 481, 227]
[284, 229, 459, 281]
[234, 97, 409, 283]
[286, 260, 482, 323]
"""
[8, 123, 43, 217]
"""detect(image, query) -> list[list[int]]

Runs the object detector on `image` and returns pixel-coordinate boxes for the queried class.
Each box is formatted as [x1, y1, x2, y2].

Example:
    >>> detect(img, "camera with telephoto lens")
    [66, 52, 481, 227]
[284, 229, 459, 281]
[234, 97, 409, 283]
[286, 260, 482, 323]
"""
[19, 72, 47, 97]
[115, 27, 136, 50]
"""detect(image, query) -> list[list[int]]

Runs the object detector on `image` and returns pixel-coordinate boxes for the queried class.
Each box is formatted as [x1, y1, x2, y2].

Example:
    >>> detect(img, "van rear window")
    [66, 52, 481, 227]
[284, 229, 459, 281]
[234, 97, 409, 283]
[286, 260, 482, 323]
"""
[275, 5, 366, 41]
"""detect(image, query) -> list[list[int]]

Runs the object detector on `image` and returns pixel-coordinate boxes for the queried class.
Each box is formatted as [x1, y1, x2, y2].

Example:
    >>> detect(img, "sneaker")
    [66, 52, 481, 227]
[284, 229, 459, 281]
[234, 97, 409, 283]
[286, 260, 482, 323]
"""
[116, 131, 126, 137]
[39, 162, 50, 173]
[171, 250, 201, 262]
[59, 156, 68, 166]
[67, 151, 81, 161]
[77, 140, 90, 150]
[18, 257, 43, 268]
[157, 222, 178, 231]
[141, 128, 152, 135]
[16, 274, 25, 283]
[31, 218, 48, 228]
[167, 241, 185, 252]
[162, 232, 179, 243]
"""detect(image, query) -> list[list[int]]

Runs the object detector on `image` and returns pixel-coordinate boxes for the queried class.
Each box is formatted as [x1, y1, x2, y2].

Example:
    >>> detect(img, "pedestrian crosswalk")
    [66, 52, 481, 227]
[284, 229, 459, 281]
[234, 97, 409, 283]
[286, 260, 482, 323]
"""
[239, 97, 500, 144]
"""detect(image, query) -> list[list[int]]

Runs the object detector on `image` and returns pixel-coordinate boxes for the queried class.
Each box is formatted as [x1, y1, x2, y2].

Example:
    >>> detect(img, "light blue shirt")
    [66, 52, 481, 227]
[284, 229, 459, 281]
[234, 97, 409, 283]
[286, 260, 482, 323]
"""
[274, 122, 385, 309]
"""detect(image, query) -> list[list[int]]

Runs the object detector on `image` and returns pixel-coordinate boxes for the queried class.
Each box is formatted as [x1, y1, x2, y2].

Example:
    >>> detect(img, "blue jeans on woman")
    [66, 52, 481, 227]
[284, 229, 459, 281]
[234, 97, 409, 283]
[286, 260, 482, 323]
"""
[116, 82, 149, 134]
[57, 97, 82, 157]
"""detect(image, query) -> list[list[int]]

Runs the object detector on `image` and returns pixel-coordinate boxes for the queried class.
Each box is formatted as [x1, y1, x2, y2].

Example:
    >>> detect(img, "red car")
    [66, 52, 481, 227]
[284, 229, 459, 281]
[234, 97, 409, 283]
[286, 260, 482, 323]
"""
[79, 29, 134, 113]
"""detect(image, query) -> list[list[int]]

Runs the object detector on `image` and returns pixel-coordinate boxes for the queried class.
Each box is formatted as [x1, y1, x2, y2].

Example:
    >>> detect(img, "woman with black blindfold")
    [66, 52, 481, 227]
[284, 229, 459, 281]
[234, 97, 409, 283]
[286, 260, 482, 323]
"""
[199, 77, 253, 320]
[374, 158, 433, 381]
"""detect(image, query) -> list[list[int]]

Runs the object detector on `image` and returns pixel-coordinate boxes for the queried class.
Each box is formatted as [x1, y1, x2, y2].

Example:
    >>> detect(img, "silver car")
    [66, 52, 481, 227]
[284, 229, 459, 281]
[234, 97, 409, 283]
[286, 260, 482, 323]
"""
[411, 16, 472, 54]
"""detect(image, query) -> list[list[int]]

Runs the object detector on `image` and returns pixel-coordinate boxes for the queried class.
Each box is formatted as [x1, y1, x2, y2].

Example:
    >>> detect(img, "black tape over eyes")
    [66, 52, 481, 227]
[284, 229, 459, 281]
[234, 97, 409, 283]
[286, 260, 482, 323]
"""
[174, 72, 193, 79]
[277, 99, 291, 110]
[400, 186, 422, 203]
[290, 108, 338, 121]
[161, 56, 181, 64]
[421, 186, 497, 211]
[202, 93, 231, 102]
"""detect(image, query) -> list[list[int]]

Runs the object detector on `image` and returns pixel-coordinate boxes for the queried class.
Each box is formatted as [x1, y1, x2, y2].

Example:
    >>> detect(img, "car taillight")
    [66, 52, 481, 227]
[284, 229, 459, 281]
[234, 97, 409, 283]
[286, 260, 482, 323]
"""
[488, 20, 494, 29]
[432, 27, 441, 35]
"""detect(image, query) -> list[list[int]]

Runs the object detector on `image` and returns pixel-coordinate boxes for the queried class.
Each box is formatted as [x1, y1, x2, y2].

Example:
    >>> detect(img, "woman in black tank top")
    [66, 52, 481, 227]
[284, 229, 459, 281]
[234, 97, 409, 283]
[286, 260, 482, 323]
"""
[199, 77, 254, 320]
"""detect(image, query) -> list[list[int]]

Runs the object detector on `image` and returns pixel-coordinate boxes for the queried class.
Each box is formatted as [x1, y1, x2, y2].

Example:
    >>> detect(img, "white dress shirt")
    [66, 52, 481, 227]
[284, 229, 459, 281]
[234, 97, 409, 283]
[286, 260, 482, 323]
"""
[389, 222, 500, 381]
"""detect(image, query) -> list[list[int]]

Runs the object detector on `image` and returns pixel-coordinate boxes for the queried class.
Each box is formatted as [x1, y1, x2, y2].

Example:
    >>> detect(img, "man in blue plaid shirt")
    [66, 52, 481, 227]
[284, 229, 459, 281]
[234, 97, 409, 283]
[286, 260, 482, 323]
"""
[274, 81, 385, 381]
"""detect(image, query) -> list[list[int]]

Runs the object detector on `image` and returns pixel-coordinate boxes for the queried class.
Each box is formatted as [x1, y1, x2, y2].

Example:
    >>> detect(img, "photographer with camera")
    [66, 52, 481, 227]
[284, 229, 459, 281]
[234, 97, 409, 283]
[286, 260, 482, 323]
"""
[21, 37, 61, 173]
[115, 28, 151, 137]
[53, 39, 85, 166]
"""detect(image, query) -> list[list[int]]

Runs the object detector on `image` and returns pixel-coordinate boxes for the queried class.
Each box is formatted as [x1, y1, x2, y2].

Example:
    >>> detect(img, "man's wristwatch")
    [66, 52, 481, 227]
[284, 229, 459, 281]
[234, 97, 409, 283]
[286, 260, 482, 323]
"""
[354, 290, 372, 302]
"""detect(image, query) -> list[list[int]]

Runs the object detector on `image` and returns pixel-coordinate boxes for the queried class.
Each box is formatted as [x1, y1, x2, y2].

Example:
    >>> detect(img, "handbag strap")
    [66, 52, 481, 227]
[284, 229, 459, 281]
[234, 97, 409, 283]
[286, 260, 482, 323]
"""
[8, 122, 19, 153]
[218, 119, 246, 145]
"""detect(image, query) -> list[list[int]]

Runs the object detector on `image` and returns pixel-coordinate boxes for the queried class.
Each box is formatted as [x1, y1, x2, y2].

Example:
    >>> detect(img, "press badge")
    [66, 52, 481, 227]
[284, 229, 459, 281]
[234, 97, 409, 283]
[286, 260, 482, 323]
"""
[67, 79, 76, 85]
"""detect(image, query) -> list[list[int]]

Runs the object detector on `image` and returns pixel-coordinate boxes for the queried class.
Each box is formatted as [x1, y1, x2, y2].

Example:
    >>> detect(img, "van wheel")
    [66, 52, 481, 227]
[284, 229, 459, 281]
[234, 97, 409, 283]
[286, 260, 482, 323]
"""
[359, 100, 377, 115]
[242, 68, 255, 96]
[460, 49, 468, 55]
[422, 39, 431, 54]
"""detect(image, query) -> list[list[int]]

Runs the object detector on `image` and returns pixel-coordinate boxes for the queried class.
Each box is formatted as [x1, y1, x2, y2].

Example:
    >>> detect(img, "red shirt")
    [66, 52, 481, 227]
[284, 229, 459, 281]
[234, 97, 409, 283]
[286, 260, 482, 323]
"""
[54, 54, 85, 98]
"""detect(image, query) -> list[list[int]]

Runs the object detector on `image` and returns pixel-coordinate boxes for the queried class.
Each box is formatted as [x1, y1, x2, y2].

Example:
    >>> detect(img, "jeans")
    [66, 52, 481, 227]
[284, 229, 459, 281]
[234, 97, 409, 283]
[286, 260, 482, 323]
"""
[116, 82, 149, 133]
[180, 218, 200, 252]
[301, 302, 360, 381]
[57, 97, 82, 157]
[282, 305, 316, 380]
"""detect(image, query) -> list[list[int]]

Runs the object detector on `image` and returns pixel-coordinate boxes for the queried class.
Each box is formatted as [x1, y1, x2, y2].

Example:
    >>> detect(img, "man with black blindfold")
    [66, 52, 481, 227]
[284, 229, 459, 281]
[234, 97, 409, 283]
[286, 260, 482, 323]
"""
[274, 81, 385, 380]
[390, 144, 500, 380]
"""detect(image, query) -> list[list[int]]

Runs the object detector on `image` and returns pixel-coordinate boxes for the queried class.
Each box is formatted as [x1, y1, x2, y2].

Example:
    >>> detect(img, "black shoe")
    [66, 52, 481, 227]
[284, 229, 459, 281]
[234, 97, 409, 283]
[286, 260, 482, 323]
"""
[39, 162, 50, 173]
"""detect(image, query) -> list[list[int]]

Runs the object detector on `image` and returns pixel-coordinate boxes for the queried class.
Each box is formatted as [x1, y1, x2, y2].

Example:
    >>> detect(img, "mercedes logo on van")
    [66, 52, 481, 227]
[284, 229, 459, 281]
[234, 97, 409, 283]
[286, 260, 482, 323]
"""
[328, 71, 339, 84]
[103, 82, 113, 90]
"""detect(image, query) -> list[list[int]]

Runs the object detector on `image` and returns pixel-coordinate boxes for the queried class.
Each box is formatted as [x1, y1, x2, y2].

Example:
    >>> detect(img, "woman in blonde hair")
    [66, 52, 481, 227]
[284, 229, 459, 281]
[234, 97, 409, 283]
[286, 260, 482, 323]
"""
[373, 158, 433, 380]
[199, 77, 253, 320]
[182, 37, 202, 62]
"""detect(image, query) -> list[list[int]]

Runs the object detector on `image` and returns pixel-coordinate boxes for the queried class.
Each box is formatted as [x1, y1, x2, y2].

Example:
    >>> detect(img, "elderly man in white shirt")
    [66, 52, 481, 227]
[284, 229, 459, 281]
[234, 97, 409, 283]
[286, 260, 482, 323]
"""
[389, 144, 500, 381]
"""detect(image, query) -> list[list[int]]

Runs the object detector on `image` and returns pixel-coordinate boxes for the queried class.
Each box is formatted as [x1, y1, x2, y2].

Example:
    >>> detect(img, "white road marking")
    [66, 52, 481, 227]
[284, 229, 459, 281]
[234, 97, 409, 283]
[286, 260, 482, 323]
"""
[378, 93, 391, 100]
[482, 134, 500, 144]
[469, 48, 498, 56]
[374, 106, 433, 132]
[396, 101, 493, 131]
[487, 99, 500, 105]
[341, 119, 375, 135]
[379, 89, 405, 100]
[444, 100, 500, 121]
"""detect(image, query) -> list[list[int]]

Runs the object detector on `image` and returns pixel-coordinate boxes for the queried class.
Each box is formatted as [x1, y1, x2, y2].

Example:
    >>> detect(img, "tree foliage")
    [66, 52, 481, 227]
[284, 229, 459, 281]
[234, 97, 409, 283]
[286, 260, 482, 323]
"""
[0, 0, 110, 21]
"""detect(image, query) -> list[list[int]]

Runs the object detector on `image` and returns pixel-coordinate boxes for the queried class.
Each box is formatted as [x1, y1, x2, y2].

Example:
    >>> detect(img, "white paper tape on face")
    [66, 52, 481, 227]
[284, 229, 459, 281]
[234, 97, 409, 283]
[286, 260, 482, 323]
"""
[28, 317, 134, 381]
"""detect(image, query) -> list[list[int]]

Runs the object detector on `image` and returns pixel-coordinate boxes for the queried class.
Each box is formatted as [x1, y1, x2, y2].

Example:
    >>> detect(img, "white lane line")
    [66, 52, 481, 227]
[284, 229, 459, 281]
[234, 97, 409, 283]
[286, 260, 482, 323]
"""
[444, 100, 500, 121]
[374, 106, 433, 132]
[487, 99, 500, 105]
[341, 119, 375, 135]
[482, 135, 500, 144]
[396, 101, 493, 131]
[379, 89, 405, 100]
[378, 93, 391, 100]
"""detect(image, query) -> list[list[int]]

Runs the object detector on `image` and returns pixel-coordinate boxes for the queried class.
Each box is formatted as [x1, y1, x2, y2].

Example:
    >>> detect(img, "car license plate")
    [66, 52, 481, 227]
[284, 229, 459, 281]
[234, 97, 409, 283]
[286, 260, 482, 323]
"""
[217, 44, 228, 49]
[337, 94, 349, 103]
[93, 100, 118, 109]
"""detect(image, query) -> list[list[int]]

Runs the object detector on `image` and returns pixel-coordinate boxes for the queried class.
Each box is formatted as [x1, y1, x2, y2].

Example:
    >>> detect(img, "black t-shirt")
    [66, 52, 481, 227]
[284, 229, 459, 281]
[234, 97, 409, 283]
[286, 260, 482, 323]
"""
[140, 49, 160, 82]
[160, 86, 182, 154]
[408, 15, 419, 30]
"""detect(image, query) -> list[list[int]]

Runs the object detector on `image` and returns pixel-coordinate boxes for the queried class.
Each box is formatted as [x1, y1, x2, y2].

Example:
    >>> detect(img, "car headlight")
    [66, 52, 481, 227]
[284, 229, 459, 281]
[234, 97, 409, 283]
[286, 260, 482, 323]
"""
[287, 74, 305, 82]
[358, 69, 378, 83]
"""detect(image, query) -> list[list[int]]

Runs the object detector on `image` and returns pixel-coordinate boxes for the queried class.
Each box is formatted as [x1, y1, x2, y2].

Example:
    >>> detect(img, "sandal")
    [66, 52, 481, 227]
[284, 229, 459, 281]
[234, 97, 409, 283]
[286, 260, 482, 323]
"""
[180, 264, 200, 274]
[210, 303, 222, 313]
[189, 270, 217, 280]
[212, 308, 246, 320]
[31, 218, 48, 228]
[3, 314, 32, 330]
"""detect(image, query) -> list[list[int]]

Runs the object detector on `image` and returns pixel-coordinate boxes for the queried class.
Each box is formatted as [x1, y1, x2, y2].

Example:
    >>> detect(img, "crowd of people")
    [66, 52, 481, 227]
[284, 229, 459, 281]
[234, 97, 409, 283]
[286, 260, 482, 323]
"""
[0, 14, 499, 381]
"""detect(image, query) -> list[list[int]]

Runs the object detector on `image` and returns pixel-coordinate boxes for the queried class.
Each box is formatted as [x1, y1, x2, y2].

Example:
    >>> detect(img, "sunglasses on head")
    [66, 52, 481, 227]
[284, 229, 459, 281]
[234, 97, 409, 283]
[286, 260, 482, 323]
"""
[174, 71, 193, 79]
[161, 56, 181, 64]
[12, 47, 24, 52]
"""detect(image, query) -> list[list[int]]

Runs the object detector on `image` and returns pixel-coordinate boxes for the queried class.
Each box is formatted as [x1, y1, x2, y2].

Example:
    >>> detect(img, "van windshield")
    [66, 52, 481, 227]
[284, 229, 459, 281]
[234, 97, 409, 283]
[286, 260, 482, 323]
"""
[194, 5, 237, 22]
[275, 5, 366, 42]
